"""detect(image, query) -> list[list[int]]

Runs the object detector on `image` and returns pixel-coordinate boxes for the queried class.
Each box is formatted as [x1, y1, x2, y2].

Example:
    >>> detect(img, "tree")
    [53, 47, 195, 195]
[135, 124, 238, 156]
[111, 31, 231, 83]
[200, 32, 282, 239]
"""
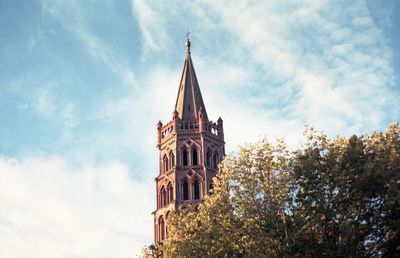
[292, 128, 372, 256]
[292, 125, 400, 257]
[364, 125, 400, 257]
[163, 139, 293, 257]
[155, 124, 400, 257]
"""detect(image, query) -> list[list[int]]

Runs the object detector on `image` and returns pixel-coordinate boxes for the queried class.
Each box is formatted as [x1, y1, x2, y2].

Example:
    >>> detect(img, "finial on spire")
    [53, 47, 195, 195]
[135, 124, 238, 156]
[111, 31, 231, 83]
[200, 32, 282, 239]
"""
[185, 31, 191, 55]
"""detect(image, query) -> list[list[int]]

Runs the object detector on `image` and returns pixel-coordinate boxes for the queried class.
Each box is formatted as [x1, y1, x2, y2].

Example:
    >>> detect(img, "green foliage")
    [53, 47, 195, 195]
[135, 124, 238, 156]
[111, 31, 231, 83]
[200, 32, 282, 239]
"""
[157, 124, 400, 258]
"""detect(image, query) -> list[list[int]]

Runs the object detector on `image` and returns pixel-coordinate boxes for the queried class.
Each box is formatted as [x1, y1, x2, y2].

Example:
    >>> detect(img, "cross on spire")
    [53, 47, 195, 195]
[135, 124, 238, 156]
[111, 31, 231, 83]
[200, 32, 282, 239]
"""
[185, 31, 191, 54]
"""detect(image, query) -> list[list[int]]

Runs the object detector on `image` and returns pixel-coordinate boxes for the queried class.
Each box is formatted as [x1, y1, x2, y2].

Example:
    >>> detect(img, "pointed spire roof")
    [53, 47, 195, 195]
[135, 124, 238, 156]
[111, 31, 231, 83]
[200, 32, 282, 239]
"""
[174, 34, 208, 121]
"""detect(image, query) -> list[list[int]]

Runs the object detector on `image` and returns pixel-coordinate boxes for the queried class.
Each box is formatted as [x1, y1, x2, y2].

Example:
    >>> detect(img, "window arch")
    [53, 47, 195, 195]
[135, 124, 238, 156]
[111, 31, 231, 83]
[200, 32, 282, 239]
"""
[158, 216, 165, 241]
[163, 155, 168, 172]
[159, 187, 163, 208]
[169, 152, 175, 169]
[193, 179, 200, 200]
[163, 187, 167, 206]
[206, 149, 212, 168]
[192, 148, 198, 166]
[167, 182, 173, 204]
[160, 186, 167, 207]
[182, 148, 188, 166]
[213, 152, 219, 169]
[182, 180, 189, 200]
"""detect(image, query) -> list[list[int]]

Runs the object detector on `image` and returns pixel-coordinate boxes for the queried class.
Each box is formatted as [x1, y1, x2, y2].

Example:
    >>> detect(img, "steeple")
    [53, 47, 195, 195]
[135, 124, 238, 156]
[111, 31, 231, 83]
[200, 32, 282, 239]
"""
[153, 35, 225, 245]
[174, 34, 208, 121]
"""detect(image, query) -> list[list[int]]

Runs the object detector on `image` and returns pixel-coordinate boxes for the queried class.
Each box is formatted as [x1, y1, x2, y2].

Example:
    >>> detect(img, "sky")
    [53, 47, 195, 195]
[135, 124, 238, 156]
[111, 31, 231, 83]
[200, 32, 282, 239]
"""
[0, 0, 399, 257]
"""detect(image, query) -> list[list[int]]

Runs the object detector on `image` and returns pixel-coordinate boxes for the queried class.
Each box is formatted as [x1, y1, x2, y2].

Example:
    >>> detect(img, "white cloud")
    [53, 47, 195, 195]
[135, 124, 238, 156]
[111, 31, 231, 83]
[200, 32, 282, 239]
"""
[0, 156, 153, 257]
[198, 0, 399, 136]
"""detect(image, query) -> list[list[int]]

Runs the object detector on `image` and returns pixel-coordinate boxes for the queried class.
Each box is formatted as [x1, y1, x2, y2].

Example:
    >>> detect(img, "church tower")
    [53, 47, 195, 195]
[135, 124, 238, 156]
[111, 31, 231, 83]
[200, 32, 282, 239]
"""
[153, 35, 225, 244]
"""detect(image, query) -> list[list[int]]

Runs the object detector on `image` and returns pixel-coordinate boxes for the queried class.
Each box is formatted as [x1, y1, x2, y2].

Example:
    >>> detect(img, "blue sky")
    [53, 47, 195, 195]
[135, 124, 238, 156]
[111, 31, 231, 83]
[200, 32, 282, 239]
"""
[1, 0, 399, 257]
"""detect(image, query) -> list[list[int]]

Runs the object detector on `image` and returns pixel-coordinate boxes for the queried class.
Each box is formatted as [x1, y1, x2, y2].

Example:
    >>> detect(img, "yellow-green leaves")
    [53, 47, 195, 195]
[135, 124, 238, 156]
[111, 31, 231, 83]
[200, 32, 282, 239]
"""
[157, 124, 400, 258]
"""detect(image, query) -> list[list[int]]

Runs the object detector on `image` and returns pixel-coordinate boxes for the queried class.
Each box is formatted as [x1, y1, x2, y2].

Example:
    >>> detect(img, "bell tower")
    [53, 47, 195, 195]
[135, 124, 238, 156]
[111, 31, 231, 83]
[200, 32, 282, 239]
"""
[153, 35, 225, 244]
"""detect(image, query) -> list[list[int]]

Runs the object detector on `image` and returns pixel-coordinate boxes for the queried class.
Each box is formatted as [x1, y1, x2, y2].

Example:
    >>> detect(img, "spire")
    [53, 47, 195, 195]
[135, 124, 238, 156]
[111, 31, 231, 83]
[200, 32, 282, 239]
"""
[174, 34, 208, 121]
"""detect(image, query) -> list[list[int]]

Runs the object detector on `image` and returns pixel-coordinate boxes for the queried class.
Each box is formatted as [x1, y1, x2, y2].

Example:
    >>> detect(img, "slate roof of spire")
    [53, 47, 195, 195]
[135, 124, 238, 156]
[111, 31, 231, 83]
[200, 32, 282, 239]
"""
[174, 35, 208, 121]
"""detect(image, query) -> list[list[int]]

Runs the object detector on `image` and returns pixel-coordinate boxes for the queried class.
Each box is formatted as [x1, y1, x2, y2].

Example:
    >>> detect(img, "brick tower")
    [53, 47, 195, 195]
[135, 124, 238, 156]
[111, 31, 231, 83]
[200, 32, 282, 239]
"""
[153, 35, 225, 244]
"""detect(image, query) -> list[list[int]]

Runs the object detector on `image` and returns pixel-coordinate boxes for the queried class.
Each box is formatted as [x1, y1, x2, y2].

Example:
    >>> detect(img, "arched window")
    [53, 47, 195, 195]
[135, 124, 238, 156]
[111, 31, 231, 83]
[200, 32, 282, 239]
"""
[159, 187, 165, 208]
[161, 187, 167, 207]
[192, 148, 198, 166]
[193, 179, 200, 200]
[182, 180, 189, 200]
[163, 155, 168, 172]
[167, 183, 173, 203]
[206, 149, 212, 168]
[213, 152, 219, 169]
[159, 216, 165, 241]
[169, 152, 174, 169]
[182, 149, 188, 166]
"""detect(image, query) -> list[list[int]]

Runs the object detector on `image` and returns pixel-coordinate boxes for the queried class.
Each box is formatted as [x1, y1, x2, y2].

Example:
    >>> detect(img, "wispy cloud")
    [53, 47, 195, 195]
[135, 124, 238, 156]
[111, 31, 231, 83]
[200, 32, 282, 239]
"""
[31, 84, 78, 140]
[59, 102, 77, 140]
[40, 0, 140, 91]
[190, 0, 399, 137]
[74, 29, 140, 91]
[91, 66, 180, 161]
[131, 0, 170, 53]
[34, 87, 55, 119]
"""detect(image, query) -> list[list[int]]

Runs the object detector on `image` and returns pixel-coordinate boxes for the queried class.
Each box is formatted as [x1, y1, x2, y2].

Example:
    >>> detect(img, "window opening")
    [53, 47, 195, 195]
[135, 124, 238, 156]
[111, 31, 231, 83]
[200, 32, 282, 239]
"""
[192, 148, 198, 165]
[182, 180, 189, 200]
[182, 149, 188, 166]
[193, 180, 200, 199]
